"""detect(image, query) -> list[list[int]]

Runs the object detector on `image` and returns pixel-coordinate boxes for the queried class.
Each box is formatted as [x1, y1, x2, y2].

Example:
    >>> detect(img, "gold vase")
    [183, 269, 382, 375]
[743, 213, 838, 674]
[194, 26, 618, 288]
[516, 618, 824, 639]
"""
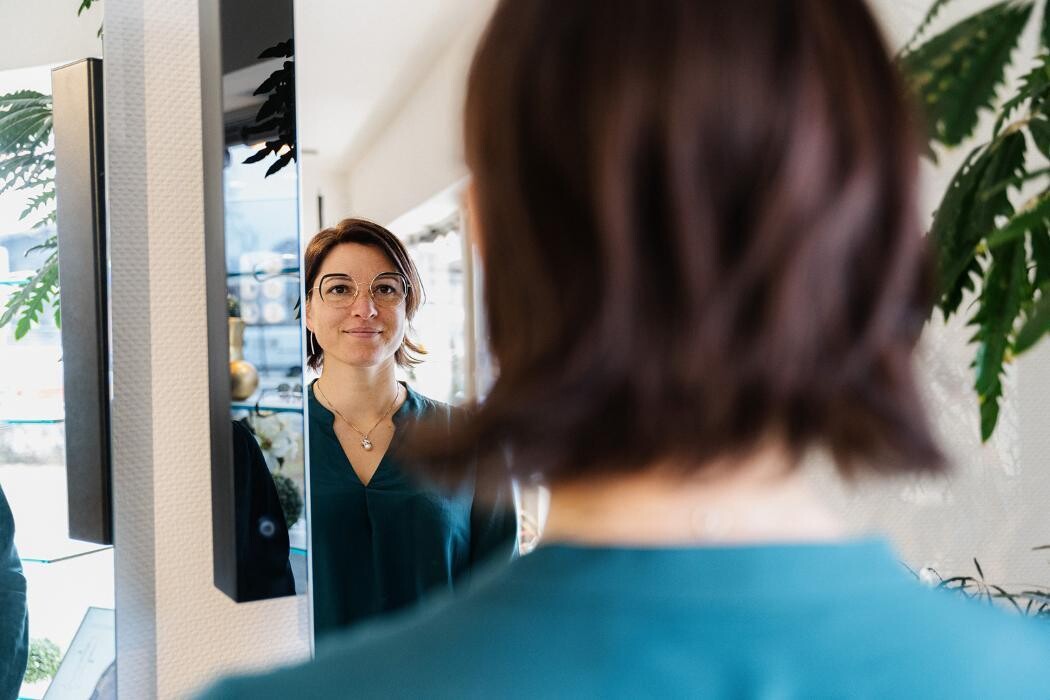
[229, 317, 259, 400]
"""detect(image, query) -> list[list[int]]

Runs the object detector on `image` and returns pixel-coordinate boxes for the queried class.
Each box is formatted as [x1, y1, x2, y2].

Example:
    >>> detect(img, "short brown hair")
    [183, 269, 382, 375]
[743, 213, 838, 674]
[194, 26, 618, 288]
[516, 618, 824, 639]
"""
[304, 218, 426, 369]
[432, 0, 943, 484]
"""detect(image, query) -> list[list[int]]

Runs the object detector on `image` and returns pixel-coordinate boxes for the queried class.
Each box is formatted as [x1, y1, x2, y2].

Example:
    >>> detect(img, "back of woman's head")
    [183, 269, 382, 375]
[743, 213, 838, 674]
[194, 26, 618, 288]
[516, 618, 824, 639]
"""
[455, 0, 942, 484]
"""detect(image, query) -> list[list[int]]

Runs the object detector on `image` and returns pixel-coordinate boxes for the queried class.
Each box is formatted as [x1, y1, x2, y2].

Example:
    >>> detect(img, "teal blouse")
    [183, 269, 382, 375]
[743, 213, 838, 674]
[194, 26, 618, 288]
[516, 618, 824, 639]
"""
[204, 538, 1050, 699]
[308, 381, 517, 640]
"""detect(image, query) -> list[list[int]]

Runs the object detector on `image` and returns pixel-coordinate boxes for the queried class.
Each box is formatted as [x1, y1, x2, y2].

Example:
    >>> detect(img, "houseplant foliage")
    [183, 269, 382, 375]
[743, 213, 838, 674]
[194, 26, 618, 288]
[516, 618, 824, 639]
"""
[0, 89, 59, 339]
[901, 0, 1050, 439]
[242, 39, 297, 177]
[24, 638, 61, 684]
[914, 549, 1050, 618]
[0, 1, 97, 340]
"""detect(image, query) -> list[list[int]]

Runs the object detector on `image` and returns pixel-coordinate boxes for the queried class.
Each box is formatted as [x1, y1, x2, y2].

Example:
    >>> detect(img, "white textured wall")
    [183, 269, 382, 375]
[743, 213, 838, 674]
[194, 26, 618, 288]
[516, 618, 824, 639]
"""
[105, 1, 308, 698]
[814, 0, 1050, 588]
[342, 0, 496, 223]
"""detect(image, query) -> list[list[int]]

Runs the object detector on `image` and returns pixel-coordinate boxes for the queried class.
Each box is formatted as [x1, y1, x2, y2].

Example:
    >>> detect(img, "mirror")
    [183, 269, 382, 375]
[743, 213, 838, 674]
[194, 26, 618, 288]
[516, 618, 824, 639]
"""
[198, 0, 1050, 659]
[291, 0, 537, 642]
[206, 0, 306, 603]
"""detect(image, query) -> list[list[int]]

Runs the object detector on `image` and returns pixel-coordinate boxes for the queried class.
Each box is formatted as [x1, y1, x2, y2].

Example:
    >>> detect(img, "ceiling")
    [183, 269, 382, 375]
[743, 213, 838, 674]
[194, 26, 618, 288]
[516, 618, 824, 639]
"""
[292, 0, 482, 174]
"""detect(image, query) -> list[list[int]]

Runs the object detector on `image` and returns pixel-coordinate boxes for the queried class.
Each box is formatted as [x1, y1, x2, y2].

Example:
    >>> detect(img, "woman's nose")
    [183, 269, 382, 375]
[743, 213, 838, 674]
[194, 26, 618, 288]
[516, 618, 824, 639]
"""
[349, 292, 378, 318]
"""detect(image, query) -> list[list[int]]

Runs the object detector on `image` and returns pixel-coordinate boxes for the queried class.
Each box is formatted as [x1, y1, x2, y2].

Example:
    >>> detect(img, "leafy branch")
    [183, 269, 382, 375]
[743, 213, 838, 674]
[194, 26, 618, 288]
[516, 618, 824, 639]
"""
[0, 89, 58, 339]
[913, 552, 1050, 619]
[242, 39, 296, 177]
[902, 0, 1050, 439]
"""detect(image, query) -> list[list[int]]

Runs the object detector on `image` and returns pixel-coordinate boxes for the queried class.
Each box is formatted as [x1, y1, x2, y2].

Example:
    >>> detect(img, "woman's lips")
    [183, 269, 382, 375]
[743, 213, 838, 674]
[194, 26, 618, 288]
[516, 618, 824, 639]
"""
[344, 328, 382, 338]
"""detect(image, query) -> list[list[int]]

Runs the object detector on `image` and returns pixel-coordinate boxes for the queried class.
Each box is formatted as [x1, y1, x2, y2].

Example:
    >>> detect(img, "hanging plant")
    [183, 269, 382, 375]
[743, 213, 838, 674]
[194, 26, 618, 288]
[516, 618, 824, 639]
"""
[242, 39, 296, 177]
[901, 0, 1050, 439]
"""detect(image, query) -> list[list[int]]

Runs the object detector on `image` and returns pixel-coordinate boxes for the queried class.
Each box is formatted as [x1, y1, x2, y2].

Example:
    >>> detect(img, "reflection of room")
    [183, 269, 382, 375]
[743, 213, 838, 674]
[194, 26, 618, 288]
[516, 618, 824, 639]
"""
[0, 6, 113, 698]
[218, 0, 307, 594]
[295, 0, 547, 546]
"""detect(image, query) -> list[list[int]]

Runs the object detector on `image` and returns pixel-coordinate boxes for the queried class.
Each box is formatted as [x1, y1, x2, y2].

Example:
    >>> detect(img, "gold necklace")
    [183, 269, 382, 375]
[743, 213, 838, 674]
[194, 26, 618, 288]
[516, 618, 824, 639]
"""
[315, 381, 401, 451]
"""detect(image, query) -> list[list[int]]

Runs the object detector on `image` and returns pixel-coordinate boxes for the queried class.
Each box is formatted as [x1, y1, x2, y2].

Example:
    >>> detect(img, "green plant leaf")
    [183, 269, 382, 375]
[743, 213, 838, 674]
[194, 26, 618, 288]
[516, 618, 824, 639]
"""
[0, 252, 59, 339]
[1031, 224, 1050, 286]
[933, 132, 1027, 316]
[19, 186, 55, 221]
[1015, 283, 1050, 353]
[258, 39, 293, 59]
[1030, 116, 1050, 158]
[986, 190, 1050, 248]
[903, 0, 959, 53]
[901, 1, 1034, 147]
[0, 91, 53, 149]
[998, 54, 1050, 133]
[971, 238, 1027, 440]
[265, 152, 293, 177]
[1043, 0, 1050, 51]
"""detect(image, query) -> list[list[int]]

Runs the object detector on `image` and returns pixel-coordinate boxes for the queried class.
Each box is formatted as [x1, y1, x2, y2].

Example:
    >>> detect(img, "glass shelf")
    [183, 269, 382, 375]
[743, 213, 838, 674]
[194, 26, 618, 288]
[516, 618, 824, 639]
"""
[22, 546, 112, 565]
[226, 266, 300, 280]
[1, 418, 63, 425]
[231, 401, 302, 414]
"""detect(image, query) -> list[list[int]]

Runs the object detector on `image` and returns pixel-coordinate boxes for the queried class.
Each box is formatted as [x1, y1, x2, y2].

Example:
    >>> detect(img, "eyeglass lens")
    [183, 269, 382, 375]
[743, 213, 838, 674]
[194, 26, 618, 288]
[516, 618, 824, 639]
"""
[319, 273, 407, 307]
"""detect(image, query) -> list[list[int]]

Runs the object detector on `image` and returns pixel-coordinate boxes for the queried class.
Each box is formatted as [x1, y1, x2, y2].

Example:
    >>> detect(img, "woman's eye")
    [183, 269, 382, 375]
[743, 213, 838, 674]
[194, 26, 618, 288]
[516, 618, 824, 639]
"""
[328, 284, 350, 295]
[374, 284, 395, 296]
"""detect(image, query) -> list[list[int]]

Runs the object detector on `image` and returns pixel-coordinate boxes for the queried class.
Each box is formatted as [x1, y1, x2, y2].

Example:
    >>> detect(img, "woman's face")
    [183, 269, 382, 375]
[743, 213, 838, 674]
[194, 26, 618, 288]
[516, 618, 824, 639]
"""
[306, 242, 408, 370]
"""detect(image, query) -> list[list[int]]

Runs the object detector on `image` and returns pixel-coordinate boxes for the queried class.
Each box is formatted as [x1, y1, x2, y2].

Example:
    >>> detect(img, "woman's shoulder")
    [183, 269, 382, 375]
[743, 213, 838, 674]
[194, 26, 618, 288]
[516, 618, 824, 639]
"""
[402, 385, 465, 423]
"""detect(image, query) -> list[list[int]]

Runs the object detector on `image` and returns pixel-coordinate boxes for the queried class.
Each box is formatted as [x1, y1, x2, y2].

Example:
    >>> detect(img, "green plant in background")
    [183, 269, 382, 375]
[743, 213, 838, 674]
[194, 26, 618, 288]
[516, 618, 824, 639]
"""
[24, 638, 61, 684]
[242, 39, 296, 177]
[272, 471, 303, 529]
[0, 1, 97, 341]
[911, 548, 1050, 618]
[901, 0, 1050, 439]
[0, 89, 59, 339]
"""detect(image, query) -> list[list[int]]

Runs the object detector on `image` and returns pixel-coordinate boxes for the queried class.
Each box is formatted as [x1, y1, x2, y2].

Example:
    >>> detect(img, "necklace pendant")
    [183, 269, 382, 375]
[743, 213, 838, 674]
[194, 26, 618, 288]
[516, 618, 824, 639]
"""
[361, 438, 373, 451]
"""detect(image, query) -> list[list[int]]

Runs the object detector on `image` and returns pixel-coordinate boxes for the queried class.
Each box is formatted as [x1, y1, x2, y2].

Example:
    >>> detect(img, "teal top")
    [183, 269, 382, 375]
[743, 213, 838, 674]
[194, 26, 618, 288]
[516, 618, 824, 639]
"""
[202, 538, 1050, 699]
[0, 485, 27, 699]
[308, 381, 517, 640]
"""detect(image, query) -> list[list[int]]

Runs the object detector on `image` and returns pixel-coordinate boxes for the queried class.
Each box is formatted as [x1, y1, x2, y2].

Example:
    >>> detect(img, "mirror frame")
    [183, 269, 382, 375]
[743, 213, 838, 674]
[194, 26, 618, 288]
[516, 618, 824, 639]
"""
[199, 0, 240, 599]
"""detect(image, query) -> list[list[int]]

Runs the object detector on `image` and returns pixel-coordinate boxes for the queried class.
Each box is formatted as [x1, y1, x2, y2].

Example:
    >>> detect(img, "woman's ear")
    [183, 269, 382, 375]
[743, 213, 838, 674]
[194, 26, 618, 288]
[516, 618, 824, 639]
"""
[304, 295, 315, 333]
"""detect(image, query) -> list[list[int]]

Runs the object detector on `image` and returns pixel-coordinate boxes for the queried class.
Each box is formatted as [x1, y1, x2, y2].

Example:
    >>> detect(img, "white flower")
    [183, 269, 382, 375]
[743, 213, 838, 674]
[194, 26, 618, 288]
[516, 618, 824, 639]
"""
[918, 567, 940, 587]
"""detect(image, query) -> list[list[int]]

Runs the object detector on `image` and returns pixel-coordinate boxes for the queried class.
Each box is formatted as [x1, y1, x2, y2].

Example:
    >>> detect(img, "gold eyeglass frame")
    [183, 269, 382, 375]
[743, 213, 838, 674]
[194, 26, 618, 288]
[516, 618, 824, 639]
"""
[311, 271, 412, 308]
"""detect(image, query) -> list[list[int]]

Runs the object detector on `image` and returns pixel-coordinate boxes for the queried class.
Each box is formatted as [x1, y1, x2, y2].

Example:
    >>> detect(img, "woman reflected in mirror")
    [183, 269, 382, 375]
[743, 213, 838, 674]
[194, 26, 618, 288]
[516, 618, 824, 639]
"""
[302, 218, 516, 640]
[203, 0, 1050, 697]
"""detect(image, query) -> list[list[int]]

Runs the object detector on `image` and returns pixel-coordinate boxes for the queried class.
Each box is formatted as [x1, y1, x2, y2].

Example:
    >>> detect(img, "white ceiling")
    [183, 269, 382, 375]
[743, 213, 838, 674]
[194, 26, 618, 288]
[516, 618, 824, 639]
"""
[293, 0, 481, 174]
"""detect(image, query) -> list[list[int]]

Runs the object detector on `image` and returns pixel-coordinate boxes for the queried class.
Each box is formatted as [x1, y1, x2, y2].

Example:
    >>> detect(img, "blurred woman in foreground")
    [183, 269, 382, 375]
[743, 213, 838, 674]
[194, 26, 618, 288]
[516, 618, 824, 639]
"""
[204, 1, 1050, 697]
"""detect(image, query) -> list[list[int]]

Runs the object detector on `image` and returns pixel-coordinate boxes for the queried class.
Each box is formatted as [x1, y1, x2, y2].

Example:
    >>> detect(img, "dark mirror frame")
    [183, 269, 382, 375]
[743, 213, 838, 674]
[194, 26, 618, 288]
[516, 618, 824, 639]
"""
[199, 0, 240, 599]
[201, 0, 305, 604]
[53, 57, 113, 545]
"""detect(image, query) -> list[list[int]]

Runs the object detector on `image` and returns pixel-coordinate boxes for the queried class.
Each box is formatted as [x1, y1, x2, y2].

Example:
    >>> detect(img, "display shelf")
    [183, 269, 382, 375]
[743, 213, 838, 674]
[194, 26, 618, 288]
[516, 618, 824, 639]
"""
[22, 545, 112, 565]
[231, 401, 302, 414]
[226, 266, 300, 280]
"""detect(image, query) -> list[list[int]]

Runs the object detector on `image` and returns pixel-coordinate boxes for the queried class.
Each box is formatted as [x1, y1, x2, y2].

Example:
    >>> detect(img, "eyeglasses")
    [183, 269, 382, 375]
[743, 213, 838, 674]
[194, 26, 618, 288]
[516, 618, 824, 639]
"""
[312, 272, 410, 308]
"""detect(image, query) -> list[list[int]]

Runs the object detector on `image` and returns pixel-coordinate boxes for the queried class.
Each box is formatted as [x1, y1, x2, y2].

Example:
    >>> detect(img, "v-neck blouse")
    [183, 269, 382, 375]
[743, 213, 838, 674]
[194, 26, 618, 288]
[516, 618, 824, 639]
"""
[308, 381, 518, 640]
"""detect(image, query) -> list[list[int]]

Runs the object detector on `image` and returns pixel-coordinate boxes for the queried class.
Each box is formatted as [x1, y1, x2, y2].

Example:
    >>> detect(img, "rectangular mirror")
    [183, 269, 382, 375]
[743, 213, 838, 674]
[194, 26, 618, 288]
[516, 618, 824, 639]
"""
[293, 0, 530, 645]
[204, 0, 307, 603]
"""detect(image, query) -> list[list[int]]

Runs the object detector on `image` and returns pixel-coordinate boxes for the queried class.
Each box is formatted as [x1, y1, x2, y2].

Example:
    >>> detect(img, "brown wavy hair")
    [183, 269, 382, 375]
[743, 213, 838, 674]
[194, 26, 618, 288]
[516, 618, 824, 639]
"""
[423, 0, 943, 485]
[303, 218, 426, 370]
